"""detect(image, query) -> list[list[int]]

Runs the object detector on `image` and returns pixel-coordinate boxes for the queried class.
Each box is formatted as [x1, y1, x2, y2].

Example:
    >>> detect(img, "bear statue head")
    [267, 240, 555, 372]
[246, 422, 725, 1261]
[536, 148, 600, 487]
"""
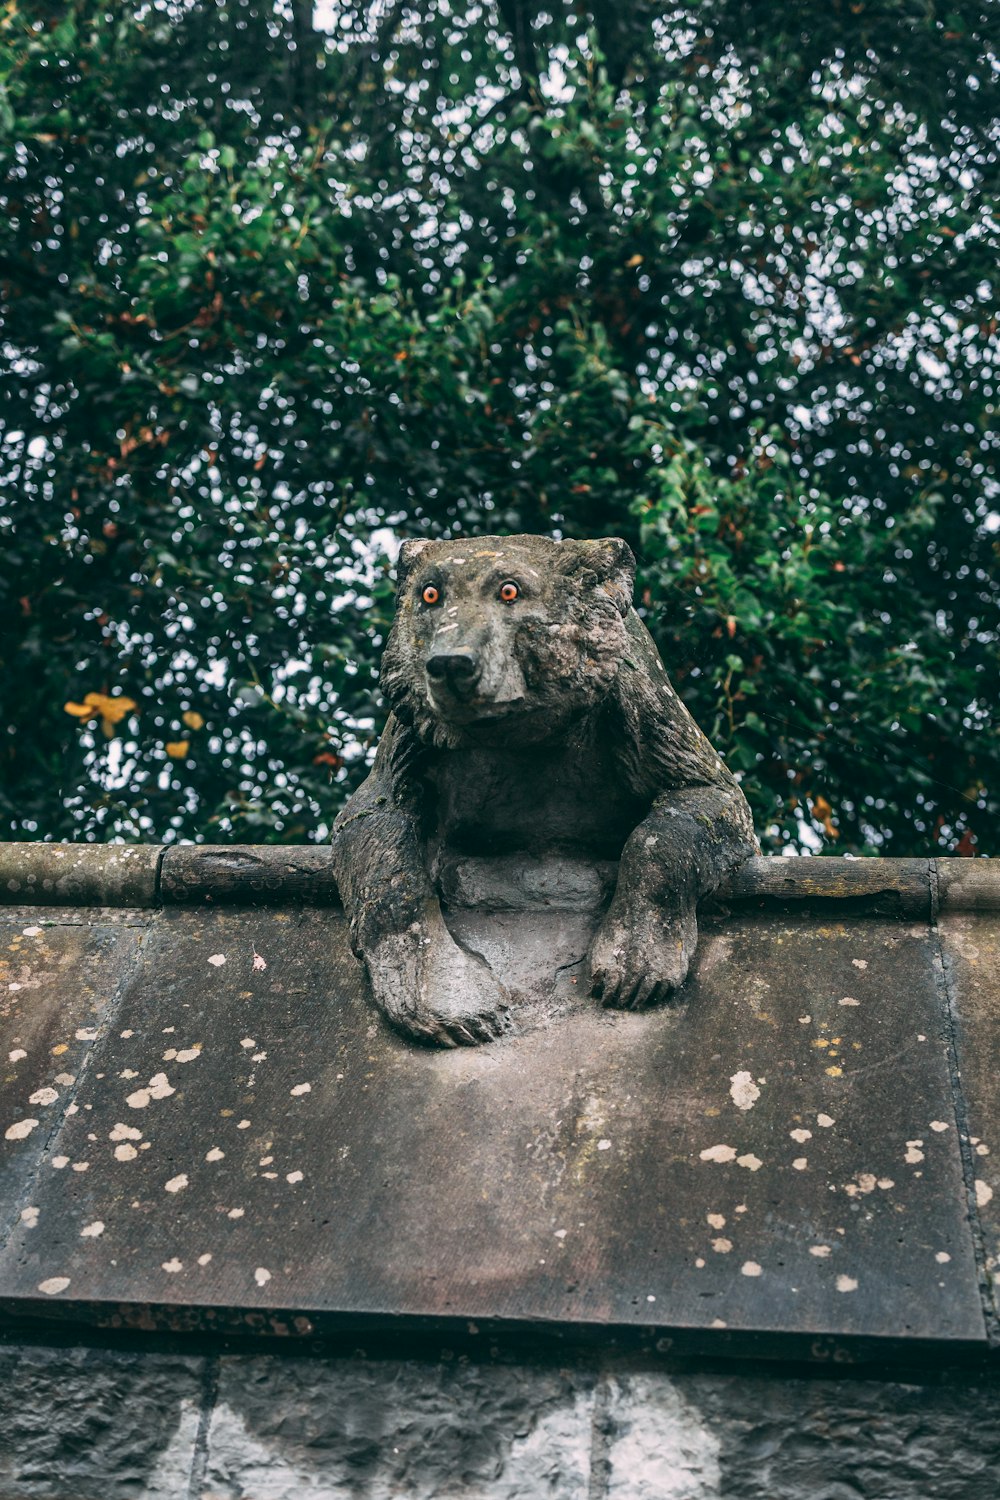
[380, 534, 636, 748]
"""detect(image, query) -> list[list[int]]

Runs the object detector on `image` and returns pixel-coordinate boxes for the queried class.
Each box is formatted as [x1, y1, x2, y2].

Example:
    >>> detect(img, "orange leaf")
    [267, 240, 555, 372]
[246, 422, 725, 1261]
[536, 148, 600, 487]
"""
[165, 740, 190, 759]
[181, 711, 204, 731]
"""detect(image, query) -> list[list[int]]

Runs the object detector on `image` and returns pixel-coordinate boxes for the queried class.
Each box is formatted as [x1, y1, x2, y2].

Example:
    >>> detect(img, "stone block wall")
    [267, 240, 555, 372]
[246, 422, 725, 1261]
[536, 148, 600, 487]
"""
[2, 1338, 999, 1499]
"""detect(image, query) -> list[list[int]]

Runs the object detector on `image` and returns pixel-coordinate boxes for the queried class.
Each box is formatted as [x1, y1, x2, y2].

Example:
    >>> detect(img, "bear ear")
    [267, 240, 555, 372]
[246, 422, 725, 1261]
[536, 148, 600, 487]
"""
[394, 538, 433, 596]
[562, 537, 636, 616]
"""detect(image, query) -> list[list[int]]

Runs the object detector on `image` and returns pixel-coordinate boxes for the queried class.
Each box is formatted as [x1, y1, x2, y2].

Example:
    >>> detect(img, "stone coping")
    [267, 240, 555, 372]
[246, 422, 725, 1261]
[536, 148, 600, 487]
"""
[0, 843, 995, 912]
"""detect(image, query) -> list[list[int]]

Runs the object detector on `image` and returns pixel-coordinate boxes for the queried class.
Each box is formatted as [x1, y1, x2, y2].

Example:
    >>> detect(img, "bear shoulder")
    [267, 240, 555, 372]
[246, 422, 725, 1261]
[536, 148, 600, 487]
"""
[607, 610, 737, 799]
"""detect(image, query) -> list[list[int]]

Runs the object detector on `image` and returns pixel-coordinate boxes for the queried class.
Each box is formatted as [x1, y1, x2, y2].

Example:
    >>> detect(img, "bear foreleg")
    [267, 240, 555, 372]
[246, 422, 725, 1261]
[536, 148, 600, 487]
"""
[588, 783, 756, 1009]
[333, 770, 510, 1046]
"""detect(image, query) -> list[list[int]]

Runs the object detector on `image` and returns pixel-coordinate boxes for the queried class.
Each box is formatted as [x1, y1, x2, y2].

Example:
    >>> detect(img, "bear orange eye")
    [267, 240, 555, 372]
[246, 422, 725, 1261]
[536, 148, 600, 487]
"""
[499, 582, 519, 603]
[421, 585, 440, 605]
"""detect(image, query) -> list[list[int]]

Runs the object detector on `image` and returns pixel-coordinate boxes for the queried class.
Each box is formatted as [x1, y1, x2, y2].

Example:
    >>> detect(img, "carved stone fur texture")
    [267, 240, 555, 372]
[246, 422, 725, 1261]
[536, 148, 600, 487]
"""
[332, 535, 758, 1046]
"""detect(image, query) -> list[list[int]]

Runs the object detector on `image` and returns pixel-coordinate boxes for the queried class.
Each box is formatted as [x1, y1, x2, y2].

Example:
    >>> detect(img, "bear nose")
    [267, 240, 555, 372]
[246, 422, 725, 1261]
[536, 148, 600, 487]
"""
[426, 650, 481, 692]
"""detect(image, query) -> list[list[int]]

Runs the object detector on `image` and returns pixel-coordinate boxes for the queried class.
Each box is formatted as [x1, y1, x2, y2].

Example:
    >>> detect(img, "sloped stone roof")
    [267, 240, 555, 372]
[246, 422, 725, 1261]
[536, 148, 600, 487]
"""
[0, 845, 997, 1364]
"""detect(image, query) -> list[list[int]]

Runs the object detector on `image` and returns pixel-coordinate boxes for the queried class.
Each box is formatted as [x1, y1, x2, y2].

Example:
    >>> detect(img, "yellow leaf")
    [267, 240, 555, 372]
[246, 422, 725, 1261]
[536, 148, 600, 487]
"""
[98, 695, 137, 725]
[181, 711, 204, 731]
[165, 740, 190, 759]
[64, 692, 136, 726]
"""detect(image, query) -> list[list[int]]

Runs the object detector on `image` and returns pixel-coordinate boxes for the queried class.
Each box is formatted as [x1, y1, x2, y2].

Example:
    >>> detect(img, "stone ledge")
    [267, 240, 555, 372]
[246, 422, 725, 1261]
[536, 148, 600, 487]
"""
[0, 881, 997, 1361]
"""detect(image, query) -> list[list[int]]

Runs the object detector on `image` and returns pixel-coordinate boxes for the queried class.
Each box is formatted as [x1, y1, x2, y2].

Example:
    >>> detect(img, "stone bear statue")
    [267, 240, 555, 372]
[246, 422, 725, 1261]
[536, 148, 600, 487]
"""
[332, 534, 757, 1045]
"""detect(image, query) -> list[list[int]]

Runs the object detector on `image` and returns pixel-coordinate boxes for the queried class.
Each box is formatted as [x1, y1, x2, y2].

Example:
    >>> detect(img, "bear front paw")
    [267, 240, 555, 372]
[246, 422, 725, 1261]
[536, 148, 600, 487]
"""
[366, 933, 511, 1047]
[587, 907, 698, 1010]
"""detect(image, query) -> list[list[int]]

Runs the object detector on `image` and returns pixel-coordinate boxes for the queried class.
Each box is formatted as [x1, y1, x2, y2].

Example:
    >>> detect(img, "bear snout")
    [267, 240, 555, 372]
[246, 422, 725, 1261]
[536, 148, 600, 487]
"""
[426, 649, 482, 698]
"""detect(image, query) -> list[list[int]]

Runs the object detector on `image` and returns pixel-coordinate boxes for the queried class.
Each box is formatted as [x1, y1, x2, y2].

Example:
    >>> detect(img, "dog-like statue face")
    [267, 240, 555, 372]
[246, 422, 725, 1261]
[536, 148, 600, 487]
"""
[380, 534, 635, 747]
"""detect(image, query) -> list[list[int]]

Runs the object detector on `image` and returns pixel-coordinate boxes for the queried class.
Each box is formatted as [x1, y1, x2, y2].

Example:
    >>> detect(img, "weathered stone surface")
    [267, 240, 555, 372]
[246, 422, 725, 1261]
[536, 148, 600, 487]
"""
[720, 856, 932, 918]
[936, 862, 1000, 913]
[0, 911, 148, 1230]
[941, 910, 1000, 1323]
[0, 847, 161, 907]
[203, 1354, 596, 1500]
[0, 1341, 204, 1498]
[160, 845, 338, 906]
[686, 1367, 1000, 1499]
[0, 904, 984, 1352]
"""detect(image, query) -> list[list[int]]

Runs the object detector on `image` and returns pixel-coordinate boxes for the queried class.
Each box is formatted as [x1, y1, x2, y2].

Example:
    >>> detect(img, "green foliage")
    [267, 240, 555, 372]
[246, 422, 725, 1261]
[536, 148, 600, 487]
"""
[0, 0, 996, 854]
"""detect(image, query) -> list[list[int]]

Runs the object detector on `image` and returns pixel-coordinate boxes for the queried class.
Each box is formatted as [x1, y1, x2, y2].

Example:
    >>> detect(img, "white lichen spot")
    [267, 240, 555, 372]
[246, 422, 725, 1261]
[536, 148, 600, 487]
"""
[878, 1178, 895, 1190]
[28, 1087, 59, 1107]
[120, 1069, 138, 1080]
[75, 1028, 98, 1042]
[237, 1119, 250, 1130]
[165, 1173, 188, 1194]
[207, 954, 226, 967]
[798, 1015, 811, 1025]
[162, 1258, 183, 1274]
[80, 1221, 104, 1238]
[51, 1155, 69, 1169]
[852, 959, 868, 970]
[240, 1038, 256, 1049]
[597, 1139, 611, 1151]
[109, 1123, 141, 1142]
[936, 1251, 952, 1264]
[5, 1118, 38, 1141]
[162, 1048, 177, 1061]
[554, 1229, 567, 1239]
[54, 1073, 75, 1087]
[22, 926, 42, 938]
[38, 1277, 70, 1296]
[711, 1318, 727, 1329]
[905, 1141, 925, 1165]
[809, 1245, 832, 1258]
[929, 1120, 949, 1133]
[741, 1261, 763, 1277]
[975, 1180, 994, 1208]
[175, 1047, 201, 1064]
[729, 1071, 761, 1112]
[114, 1144, 138, 1162]
[252, 950, 267, 972]
[836, 1274, 859, 1293]
[737, 1153, 763, 1172]
[71, 1162, 89, 1173]
[286, 1170, 304, 1184]
[251, 1051, 267, 1063]
[839, 996, 860, 1006]
[857, 1173, 877, 1195]
[707, 1213, 726, 1230]
[120, 1030, 134, 1039]
[227, 1207, 245, 1219]
[695, 1258, 706, 1268]
[790, 1128, 812, 1144]
[817, 1114, 835, 1128]
[977, 1143, 991, 1156]
[259, 1156, 273, 1167]
[205, 1147, 225, 1162]
[290, 1082, 312, 1097]
[711, 1237, 733, 1254]
[254, 1267, 272, 1287]
[126, 1072, 175, 1109]
[198, 1253, 212, 1266]
[8, 1049, 27, 1063]
[792, 1158, 808, 1171]
[699, 1144, 737, 1164]
[20, 1206, 39, 1229]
